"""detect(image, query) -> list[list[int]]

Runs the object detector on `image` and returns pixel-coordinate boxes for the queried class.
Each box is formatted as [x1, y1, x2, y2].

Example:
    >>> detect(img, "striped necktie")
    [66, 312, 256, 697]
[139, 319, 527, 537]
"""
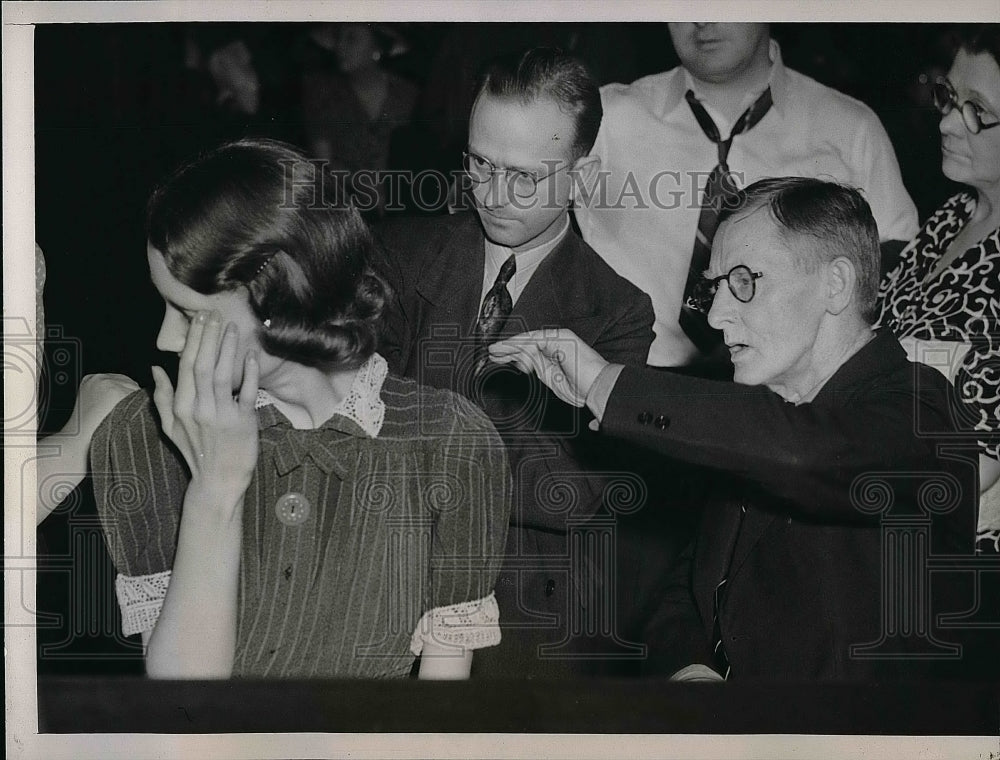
[473, 253, 517, 375]
[682, 87, 773, 314]
[711, 503, 747, 680]
[712, 577, 733, 679]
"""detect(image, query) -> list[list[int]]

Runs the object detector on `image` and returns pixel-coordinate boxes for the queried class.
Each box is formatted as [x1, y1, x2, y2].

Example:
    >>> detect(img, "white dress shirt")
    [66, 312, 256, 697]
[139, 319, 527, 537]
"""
[576, 40, 919, 366]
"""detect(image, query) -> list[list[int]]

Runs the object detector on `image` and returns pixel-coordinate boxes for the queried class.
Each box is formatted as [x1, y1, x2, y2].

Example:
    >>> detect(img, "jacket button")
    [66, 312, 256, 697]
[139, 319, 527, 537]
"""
[638, 411, 653, 424]
[544, 579, 556, 597]
[654, 415, 670, 430]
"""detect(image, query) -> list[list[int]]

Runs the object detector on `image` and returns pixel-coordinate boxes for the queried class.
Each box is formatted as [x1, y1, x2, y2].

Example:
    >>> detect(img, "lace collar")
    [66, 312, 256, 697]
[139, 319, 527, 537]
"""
[254, 353, 389, 438]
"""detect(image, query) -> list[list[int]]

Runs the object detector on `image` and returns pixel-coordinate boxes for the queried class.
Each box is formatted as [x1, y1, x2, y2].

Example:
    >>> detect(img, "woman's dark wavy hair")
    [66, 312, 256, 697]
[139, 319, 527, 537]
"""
[146, 138, 388, 371]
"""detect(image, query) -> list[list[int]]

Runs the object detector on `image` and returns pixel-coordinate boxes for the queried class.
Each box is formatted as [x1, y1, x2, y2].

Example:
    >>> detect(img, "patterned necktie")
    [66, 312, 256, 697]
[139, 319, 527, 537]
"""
[473, 253, 517, 374]
[683, 87, 773, 306]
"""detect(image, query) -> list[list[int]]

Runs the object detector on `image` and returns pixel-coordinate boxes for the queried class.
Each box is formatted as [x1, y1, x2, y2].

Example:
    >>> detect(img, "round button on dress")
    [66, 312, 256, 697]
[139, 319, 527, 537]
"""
[275, 492, 311, 526]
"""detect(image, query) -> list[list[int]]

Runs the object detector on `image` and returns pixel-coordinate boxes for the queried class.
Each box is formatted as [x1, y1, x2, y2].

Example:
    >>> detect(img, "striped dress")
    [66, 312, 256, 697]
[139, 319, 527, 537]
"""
[91, 355, 512, 678]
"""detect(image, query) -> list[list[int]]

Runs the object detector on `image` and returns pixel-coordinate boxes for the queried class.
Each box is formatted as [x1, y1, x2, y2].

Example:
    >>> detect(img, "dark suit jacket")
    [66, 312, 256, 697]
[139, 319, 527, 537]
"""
[377, 211, 655, 677]
[601, 332, 978, 680]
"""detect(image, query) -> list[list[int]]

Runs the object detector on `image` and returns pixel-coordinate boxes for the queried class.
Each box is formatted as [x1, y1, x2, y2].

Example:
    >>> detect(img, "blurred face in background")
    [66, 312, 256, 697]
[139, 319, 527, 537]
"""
[668, 23, 771, 84]
[330, 23, 381, 74]
[467, 93, 581, 252]
[939, 47, 1000, 191]
[207, 40, 260, 115]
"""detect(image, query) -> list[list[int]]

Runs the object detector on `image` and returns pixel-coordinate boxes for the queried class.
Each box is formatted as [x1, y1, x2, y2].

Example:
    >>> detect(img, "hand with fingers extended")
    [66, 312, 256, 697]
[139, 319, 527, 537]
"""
[151, 310, 260, 505]
[488, 328, 610, 408]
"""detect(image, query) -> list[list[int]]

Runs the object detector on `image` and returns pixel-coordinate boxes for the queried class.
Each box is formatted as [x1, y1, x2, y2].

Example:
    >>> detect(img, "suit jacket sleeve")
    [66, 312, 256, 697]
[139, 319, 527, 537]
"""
[600, 355, 970, 532]
[590, 289, 655, 367]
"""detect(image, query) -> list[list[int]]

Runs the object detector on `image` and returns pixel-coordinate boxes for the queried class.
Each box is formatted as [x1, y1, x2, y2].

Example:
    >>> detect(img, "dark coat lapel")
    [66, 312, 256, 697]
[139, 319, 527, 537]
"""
[727, 504, 779, 582]
[694, 496, 745, 613]
[413, 213, 488, 336]
[706, 337, 904, 591]
[406, 214, 607, 399]
[504, 237, 569, 333]
[412, 214, 600, 338]
[503, 226, 598, 336]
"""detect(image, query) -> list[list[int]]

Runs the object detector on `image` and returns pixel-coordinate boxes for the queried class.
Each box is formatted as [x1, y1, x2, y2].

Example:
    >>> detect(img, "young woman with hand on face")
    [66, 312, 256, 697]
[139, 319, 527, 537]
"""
[92, 139, 511, 680]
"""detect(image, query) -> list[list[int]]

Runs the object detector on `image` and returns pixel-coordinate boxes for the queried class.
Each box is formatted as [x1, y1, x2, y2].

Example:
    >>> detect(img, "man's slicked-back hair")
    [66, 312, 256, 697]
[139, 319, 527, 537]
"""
[146, 138, 388, 371]
[717, 177, 882, 323]
[474, 47, 603, 160]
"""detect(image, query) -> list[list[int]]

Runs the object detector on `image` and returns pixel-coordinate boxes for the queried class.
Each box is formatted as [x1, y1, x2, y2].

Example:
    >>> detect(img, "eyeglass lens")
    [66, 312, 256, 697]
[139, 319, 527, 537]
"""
[729, 267, 756, 301]
[463, 153, 537, 197]
[932, 80, 986, 134]
[692, 265, 757, 312]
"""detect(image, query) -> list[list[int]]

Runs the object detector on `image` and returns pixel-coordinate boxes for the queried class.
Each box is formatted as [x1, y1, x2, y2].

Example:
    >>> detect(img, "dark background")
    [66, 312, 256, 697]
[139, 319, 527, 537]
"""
[34, 22, 965, 676]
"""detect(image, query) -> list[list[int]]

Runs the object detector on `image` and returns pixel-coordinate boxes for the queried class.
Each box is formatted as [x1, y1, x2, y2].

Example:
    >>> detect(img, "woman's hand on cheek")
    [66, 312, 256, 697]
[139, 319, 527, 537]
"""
[152, 311, 260, 507]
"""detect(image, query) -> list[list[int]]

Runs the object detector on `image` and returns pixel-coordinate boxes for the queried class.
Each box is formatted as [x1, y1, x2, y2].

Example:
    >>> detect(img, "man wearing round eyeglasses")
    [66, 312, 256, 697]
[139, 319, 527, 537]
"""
[378, 47, 657, 678]
[490, 177, 978, 681]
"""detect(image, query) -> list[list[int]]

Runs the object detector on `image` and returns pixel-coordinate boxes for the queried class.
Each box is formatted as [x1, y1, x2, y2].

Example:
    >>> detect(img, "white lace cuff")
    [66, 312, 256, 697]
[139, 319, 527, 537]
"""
[409, 592, 501, 655]
[115, 570, 171, 636]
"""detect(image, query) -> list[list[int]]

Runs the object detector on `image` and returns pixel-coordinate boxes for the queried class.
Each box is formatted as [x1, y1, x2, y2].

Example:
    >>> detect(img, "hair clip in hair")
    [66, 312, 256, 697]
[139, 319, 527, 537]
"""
[255, 255, 275, 278]
[262, 318, 272, 329]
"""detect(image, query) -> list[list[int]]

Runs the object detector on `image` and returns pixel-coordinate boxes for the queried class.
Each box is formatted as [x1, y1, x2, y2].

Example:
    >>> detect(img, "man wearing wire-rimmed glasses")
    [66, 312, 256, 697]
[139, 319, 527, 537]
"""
[377, 47, 656, 678]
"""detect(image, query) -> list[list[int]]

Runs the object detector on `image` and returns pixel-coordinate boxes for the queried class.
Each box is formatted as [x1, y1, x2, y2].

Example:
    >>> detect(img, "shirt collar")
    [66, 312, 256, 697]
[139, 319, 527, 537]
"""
[484, 213, 570, 271]
[665, 38, 788, 120]
[255, 352, 389, 439]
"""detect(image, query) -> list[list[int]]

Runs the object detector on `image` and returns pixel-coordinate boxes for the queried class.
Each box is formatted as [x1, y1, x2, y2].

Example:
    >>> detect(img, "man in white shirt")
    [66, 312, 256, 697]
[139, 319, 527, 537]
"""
[576, 23, 919, 366]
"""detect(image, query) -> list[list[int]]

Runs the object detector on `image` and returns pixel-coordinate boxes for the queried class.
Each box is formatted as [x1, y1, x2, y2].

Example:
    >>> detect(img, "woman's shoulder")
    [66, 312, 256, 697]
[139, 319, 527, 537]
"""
[91, 388, 181, 477]
[96, 388, 158, 437]
[924, 192, 1000, 264]
[884, 191, 980, 283]
[379, 373, 503, 442]
[925, 191, 978, 231]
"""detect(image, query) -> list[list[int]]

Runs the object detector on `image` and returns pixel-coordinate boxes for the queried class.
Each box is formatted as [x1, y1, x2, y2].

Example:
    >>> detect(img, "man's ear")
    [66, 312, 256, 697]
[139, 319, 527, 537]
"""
[825, 256, 856, 315]
[569, 153, 601, 206]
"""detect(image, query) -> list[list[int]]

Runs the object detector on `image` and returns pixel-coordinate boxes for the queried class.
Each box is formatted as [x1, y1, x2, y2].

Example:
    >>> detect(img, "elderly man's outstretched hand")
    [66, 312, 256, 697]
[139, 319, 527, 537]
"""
[488, 329, 609, 407]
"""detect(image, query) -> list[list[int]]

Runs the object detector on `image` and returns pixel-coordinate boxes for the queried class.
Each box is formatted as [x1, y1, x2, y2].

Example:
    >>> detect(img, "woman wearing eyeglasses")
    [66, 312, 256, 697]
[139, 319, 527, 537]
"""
[874, 25, 1000, 555]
